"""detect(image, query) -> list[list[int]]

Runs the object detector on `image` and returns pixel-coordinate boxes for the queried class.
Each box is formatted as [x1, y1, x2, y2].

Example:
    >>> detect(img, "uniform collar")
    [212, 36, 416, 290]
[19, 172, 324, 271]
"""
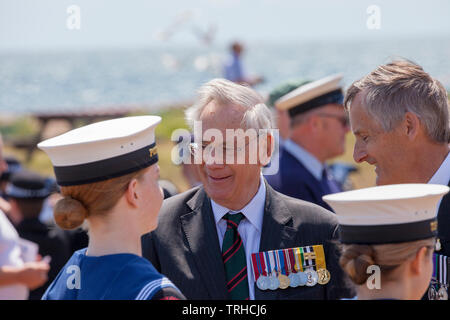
[428, 151, 450, 186]
[283, 139, 324, 180]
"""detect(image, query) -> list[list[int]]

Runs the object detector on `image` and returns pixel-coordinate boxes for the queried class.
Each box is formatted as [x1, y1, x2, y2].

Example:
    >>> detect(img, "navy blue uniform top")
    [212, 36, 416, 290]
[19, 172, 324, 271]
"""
[265, 145, 340, 212]
[42, 248, 183, 300]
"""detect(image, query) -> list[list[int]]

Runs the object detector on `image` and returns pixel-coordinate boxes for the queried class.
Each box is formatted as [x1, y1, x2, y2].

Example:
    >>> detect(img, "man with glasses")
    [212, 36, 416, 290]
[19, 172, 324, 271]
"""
[265, 74, 349, 212]
[142, 78, 353, 300]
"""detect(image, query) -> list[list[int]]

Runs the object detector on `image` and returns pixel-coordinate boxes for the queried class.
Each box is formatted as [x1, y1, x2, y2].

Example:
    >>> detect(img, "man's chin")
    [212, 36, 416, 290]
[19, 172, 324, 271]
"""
[204, 185, 233, 202]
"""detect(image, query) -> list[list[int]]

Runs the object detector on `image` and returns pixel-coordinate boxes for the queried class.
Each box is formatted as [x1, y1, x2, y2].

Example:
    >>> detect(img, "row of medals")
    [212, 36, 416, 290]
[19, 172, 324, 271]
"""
[256, 267, 330, 290]
[428, 282, 448, 300]
[429, 241, 448, 300]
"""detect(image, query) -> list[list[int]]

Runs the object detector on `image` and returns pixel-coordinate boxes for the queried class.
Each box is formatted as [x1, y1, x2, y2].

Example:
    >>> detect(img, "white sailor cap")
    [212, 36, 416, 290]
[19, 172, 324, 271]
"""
[275, 74, 344, 118]
[323, 184, 450, 245]
[38, 115, 161, 186]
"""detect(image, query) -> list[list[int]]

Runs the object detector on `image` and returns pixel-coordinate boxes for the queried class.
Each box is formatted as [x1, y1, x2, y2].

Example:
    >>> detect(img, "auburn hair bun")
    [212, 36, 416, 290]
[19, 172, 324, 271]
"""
[53, 196, 88, 230]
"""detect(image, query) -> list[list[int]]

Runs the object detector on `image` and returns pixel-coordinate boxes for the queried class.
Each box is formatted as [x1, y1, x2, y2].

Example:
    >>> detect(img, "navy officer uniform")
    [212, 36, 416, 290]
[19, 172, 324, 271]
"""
[265, 75, 345, 211]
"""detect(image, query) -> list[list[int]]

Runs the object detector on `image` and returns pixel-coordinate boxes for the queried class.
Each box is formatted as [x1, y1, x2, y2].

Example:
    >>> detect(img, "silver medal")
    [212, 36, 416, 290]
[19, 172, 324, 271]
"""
[288, 273, 300, 288]
[298, 271, 308, 286]
[268, 274, 280, 290]
[256, 275, 269, 290]
[428, 285, 437, 300]
[437, 286, 448, 300]
[305, 269, 318, 287]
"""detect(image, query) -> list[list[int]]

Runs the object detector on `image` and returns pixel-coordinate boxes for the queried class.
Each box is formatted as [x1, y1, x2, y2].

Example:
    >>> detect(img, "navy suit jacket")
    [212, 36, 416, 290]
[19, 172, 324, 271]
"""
[265, 147, 336, 212]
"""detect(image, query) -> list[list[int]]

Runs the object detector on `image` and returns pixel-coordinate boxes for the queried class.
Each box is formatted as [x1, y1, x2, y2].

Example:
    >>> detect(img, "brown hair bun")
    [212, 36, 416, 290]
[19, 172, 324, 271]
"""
[53, 196, 88, 230]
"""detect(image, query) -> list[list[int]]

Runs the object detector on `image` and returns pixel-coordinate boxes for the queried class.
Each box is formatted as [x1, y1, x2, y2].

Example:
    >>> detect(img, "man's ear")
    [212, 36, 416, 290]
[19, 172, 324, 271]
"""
[125, 178, 139, 208]
[404, 112, 421, 140]
[258, 133, 274, 166]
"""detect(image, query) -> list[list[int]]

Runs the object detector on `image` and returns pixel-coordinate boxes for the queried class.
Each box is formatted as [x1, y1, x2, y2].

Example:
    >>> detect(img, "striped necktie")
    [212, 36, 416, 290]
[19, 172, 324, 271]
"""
[222, 212, 249, 300]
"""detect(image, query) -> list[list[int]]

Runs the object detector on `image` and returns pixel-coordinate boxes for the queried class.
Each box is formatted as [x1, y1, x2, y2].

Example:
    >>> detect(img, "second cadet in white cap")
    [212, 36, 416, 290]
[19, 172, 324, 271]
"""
[265, 74, 350, 212]
[323, 183, 449, 300]
[38, 116, 185, 300]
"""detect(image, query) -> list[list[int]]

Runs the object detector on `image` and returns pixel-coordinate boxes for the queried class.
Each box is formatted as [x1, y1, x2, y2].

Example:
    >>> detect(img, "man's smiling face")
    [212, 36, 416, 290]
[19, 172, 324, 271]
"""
[197, 100, 263, 208]
[349, 91, 410, 186]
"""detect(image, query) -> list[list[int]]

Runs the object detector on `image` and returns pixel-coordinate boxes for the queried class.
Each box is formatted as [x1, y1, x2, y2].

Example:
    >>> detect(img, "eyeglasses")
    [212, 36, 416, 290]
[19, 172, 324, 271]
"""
[315, 113, 349, 127]
[188, 135, 262, 164]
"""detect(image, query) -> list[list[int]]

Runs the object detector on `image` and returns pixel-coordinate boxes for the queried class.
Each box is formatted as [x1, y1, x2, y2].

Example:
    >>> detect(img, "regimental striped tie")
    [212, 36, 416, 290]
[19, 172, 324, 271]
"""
[222, 212, 249, 300]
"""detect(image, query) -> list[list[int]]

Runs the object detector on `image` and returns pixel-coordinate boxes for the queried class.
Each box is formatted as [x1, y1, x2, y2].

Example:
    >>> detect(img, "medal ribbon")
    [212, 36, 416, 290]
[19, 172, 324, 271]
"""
[294, 247, 303, 272]
[303, 246, 315, 270]
[432, 253, 437, 281]
[277, 250, 286, 275]
[299, 247, 305, 268]
[287, 249, 297, 274]
[260, 252, 267, 277]
[251, 253, 260, 281]
[312, 245, 327, 270]
[283, 249, 292, 275]
[265, 251, 274, 276]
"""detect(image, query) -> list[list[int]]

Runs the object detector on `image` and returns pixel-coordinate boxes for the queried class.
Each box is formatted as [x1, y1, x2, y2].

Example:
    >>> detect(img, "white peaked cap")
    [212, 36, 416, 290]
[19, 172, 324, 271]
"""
[38, 115, 161, 186]
[323, 184, 449, 244]
[275, 74, 344, 115]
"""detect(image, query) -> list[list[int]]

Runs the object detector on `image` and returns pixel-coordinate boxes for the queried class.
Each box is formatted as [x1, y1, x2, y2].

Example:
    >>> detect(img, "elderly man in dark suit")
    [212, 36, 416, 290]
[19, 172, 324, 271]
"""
[142, 79, 353, 300]
[345, 59, 450, 299]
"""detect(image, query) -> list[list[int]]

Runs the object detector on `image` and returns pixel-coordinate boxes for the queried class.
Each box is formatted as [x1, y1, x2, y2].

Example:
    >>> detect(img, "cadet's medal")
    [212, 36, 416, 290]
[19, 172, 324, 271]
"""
[438, 286, 448, 300]
[428, 284, 437, 300]
[436, 254, 448, 300]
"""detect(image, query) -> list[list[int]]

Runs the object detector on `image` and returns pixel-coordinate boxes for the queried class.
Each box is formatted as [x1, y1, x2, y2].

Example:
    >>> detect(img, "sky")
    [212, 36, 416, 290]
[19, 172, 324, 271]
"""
[1, 0, 450, 50]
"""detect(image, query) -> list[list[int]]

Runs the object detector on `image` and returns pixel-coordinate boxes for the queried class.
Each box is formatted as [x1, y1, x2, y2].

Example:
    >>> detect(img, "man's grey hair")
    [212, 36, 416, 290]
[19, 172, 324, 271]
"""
[185, 78, 275, 131]
[344, 59, 450, 143]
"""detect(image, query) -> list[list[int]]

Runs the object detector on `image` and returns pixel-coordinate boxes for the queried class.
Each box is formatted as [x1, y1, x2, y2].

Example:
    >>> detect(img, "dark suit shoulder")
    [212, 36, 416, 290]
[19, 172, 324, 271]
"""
[271, 187, 338, 235]
[158, 186, 203, 221]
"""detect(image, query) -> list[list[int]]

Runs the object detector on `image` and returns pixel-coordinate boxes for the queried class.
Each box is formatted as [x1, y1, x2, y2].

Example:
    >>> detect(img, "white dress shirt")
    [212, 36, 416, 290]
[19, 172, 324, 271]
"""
[428, 151, 450, 210]
[211, 174, 266, 300]
[0, 210, 28, 299]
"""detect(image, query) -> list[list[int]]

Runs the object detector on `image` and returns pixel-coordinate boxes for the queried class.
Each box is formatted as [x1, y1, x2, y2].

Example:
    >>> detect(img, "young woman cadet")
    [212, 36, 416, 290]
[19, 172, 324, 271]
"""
[38, 116, 185, 300]
[323, 183, 449, 300]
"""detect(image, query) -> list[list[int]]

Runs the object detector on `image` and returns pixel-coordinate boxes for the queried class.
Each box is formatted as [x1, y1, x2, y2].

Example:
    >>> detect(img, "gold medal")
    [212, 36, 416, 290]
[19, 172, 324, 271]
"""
[278, 274, 290, 289]
[317, 268, 331, 285]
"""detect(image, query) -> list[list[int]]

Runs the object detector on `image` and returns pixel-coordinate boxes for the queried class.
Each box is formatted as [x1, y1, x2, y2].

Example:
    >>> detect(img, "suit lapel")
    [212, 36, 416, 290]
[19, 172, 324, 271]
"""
[180, 188, 228, 299]
[255, 181, 298, 299]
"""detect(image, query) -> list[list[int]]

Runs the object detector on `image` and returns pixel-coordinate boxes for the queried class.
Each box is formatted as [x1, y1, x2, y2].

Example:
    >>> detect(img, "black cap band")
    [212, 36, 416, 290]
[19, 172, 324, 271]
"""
[288, 89, 344, 118]
[338, 218, 438, 245]
[53, 142, 158, 186]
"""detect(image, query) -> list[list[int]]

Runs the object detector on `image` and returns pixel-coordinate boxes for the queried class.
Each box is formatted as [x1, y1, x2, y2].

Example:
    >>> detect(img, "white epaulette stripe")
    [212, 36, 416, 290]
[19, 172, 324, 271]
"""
[139, 280, 176, 300]
[135, 278, 176, 300]
[137, 278, 174, 300]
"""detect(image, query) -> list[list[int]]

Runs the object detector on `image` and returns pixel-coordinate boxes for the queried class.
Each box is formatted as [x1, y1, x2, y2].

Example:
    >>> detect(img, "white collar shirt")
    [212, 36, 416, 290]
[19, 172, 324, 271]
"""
[211, 174, 266, 300]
